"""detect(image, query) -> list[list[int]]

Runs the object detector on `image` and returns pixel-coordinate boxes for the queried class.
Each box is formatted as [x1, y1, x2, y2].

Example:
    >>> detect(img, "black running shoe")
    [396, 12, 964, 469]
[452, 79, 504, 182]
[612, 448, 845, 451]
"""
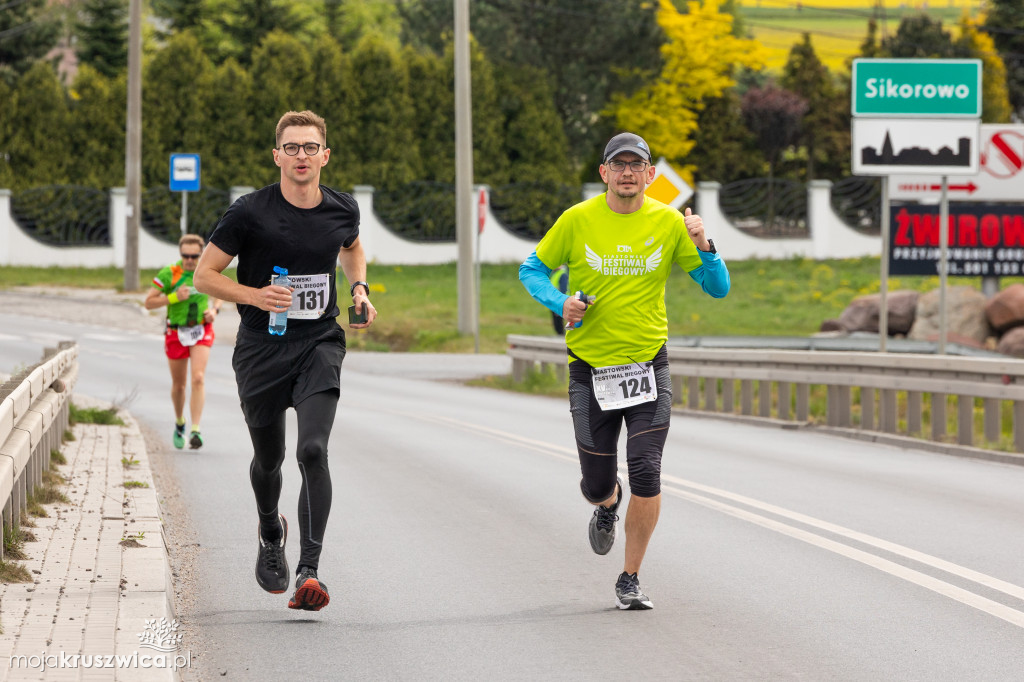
[288, 567, 330, 611]
[255, 515, 289, 594]
[588, 477, 623, 555]
[615, 571, 653, 610]
[189, 430, 203, 450]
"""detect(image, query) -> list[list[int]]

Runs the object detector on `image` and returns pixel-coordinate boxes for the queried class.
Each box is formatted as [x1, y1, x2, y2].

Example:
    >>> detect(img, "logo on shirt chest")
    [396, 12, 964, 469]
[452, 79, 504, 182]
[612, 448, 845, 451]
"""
[585, 243, 663, 276]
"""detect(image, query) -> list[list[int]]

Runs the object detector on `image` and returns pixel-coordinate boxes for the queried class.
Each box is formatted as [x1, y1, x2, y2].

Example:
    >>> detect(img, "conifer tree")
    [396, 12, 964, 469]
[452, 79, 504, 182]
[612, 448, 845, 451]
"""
[348, 34, 419, 188]
[151, 0, 205, 36]
[443, 40, 508, 187]
[497, 66, 571, 186]
[249, 31, 315, 186]
[956, 17, 1013, 124]
[75, 0, 129, 78]
[143, 32, 215, 187]
[211, 0, 311, 66]
[7, 62, 70, 189]
[66, 65, 125, 188]
[688, 89, 764, 184]
[781, 34, 849, 180]
[0, 0, 61, 78]
[308, 35, 360, 191]
[204, 59, 261, 188]
[982, 0, 1024, 119]
[0, 78, 14, 189]
[405, 47, 452, 183]
[398, 0, 663, 175]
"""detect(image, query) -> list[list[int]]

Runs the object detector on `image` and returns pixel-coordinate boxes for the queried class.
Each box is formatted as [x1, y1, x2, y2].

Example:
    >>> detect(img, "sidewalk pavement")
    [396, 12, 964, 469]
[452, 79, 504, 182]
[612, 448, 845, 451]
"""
[0, 396, 180, 681]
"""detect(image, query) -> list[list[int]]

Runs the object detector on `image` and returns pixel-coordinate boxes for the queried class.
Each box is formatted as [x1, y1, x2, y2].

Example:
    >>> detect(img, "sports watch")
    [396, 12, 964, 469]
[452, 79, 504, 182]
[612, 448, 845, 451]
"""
[350, 281, 369, 297]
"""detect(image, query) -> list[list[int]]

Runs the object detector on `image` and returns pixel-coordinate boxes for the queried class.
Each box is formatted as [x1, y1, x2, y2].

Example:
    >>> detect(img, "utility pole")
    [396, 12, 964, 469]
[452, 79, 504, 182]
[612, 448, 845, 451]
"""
[454, 0, 477, 336]
[123, 0, 142, 291]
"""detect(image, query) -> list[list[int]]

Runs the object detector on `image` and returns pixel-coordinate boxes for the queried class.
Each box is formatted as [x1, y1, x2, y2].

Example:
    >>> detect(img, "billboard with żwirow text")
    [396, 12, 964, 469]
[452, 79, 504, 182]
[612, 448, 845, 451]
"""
[889, 203, 1024, 276]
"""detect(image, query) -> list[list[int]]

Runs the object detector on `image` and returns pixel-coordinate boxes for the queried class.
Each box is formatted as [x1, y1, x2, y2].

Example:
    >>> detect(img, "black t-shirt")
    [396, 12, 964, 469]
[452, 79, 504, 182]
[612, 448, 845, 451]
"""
[209, 183, 360, 332]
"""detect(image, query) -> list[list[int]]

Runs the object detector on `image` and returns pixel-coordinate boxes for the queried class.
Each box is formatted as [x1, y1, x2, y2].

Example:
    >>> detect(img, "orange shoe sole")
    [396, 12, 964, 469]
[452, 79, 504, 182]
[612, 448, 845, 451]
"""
[288, 578, 330, 611]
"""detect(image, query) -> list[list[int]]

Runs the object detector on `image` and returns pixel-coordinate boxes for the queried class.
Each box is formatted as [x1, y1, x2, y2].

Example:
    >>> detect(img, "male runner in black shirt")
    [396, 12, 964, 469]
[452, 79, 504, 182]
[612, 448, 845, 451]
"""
[195, 110, 377, 611]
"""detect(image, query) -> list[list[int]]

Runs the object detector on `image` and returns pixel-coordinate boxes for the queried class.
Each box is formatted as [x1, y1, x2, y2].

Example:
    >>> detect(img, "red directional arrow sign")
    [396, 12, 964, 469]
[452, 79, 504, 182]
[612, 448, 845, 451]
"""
[893, 182, 978, 194]
[890, 124, 1024, 201]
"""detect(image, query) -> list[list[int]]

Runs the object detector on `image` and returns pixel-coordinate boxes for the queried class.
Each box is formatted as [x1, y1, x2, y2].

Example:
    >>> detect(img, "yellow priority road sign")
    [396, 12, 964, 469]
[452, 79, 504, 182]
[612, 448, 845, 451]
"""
[646, 157, 693, 209]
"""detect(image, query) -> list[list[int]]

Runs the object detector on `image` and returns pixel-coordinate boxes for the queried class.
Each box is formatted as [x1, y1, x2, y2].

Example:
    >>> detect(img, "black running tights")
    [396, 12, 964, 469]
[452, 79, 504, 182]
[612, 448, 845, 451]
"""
[248, 390, 337, 571]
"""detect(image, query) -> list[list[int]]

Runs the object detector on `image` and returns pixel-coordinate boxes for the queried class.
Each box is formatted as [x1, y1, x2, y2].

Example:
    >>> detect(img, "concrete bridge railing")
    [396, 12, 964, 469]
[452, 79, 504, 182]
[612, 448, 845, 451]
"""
[507, 334, 1024, 465]
[0, 343, 77, 558]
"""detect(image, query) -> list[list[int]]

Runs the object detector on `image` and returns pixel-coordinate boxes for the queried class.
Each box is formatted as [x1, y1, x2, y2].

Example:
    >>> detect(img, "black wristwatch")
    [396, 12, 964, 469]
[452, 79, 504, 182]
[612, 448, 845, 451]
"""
[350, 281, 369, 297]
[704, 239, 717, 254]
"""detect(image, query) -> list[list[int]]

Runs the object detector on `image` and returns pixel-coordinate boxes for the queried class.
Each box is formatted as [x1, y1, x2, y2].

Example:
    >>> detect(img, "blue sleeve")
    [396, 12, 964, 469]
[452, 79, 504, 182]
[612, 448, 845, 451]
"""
[519, 251, 570, 317]
[686, 250, 731, 298]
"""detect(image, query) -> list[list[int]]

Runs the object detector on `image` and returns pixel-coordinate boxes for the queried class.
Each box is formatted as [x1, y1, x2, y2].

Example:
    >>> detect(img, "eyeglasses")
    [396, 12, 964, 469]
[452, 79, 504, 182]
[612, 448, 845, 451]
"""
[180, 253, 200, 260]
[606, 159, 649, 173]
[277, 142, 323, 156]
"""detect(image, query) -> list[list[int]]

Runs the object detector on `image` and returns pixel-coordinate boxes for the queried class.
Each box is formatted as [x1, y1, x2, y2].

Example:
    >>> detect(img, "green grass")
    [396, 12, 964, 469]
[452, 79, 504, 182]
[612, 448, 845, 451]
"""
[0, 266, 163, 290]
[3, 259, 1013, 354]
[69, 403, 125, 426]
[361, 257, 1000, 351]
[468, 365, 569, 399]
[0, 559, 31, 583]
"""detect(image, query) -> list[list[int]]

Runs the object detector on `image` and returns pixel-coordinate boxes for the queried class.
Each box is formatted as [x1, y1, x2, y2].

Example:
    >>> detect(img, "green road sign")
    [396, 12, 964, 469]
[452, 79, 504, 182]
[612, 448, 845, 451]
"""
[852, 59, 981, 118]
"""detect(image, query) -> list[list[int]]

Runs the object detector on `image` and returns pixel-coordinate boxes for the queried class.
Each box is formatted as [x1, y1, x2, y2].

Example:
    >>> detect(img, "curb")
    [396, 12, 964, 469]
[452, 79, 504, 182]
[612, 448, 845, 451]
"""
[113, 410, 179, 681]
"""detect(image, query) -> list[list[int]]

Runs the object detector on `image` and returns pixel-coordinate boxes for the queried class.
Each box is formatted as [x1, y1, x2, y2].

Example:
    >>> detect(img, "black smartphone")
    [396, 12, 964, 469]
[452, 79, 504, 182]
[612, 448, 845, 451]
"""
[348, 303, 368, 325]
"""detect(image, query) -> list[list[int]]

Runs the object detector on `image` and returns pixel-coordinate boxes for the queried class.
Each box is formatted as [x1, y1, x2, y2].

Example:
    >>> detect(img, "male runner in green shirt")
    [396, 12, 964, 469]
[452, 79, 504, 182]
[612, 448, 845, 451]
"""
[519, 132, 730, 609]
[145, 233, 221, 450]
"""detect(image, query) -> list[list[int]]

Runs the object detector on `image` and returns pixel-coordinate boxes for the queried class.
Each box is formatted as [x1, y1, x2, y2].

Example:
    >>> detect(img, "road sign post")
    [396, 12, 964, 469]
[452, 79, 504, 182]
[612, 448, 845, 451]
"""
[169, 153, 201, 236]
[851, 58, 982, 355]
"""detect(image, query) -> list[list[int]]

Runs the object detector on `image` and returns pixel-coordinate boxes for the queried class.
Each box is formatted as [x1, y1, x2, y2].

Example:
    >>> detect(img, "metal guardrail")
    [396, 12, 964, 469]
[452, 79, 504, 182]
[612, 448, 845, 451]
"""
[0, 342, 77, 558]
[507, 335, 1024, 461]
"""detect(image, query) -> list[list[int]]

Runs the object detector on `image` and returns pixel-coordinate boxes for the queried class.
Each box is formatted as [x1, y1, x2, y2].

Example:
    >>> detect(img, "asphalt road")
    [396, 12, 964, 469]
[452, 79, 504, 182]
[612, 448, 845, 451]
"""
[3, 313, 1024, 681]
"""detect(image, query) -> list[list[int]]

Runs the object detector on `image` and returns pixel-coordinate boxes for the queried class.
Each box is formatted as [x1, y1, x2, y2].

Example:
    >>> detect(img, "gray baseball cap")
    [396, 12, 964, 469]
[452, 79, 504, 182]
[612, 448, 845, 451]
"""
[603, 132, 652, 163]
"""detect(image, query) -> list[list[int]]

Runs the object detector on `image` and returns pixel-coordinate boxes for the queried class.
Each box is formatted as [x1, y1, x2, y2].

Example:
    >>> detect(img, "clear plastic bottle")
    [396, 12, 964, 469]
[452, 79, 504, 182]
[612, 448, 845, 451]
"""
[268, 266, 290, 336]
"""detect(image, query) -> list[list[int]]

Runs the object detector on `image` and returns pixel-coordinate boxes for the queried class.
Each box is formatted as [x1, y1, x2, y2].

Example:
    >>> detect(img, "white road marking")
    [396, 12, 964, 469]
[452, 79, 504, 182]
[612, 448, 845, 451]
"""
[378, 407, 1024, 629]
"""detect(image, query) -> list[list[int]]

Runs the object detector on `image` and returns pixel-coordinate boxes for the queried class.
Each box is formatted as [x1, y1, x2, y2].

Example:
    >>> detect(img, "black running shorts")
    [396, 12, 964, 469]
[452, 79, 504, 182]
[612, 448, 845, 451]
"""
[231, 319, 347, 428]
[568, 345, 672, 499]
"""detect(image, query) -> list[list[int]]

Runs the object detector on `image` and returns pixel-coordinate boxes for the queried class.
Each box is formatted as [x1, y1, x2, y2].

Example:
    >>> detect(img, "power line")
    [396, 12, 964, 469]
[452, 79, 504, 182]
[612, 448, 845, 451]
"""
[0, 0, 41, 11]
[0, 19, 40, 40]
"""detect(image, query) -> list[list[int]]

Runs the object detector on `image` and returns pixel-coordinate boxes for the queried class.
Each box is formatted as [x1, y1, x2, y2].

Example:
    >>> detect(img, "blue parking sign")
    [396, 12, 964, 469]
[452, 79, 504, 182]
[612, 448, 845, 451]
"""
[169, 154, 201, 192]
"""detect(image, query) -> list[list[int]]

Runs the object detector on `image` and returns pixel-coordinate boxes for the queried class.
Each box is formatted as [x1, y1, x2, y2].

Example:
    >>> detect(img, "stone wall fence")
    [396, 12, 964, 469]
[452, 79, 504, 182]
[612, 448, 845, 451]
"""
[0, 181, 880, 269]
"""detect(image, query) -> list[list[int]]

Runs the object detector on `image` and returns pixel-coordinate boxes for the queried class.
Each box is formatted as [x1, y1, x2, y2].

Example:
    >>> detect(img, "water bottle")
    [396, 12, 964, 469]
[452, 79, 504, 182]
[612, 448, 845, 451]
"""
[268, 266, 290, 336]
[565, 291, 597, 331]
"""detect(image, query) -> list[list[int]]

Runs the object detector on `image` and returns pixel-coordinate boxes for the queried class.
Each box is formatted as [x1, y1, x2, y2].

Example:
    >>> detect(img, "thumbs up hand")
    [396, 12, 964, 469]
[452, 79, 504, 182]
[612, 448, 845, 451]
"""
[684, 207, 711, 252]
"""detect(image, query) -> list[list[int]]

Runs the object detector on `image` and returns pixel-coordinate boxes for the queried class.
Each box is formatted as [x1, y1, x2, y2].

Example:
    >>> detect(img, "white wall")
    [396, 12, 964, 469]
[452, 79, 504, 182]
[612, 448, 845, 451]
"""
[0, 182, 881, 268]
[696, 180, 879, 260]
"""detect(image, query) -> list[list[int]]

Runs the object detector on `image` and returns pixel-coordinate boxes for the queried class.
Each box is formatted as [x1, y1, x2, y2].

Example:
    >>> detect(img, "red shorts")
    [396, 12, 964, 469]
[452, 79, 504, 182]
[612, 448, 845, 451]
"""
[164, 322, 215, 360]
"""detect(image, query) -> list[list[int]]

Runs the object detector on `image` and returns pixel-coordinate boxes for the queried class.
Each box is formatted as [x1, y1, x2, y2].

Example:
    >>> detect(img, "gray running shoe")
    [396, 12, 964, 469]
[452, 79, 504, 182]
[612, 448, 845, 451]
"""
[288, 567, 330, 611]
[615, 571, 653, 610]
[255, 515, 289, 594]
[588, 477, 623, 555]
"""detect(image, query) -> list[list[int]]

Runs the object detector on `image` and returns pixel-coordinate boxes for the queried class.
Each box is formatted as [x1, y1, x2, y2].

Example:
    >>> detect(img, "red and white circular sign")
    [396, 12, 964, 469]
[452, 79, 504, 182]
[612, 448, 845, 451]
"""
[980, 130, 1024, 179]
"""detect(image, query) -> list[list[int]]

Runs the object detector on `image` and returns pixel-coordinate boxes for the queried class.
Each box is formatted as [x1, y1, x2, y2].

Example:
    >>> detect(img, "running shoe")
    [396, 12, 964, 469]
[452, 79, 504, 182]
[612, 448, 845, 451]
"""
[172, 423, 186, 450]
[189, 430, 203, 450]
[288, 567, 330, 611]
[255, 515, 289, 594]
[615, 571, 653, 610]
[588, 477, 623, 555]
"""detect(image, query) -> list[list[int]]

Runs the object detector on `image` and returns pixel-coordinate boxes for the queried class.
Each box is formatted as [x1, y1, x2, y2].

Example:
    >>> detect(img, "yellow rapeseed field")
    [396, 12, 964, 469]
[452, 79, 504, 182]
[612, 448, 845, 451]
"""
[738, 0, 986, 72]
